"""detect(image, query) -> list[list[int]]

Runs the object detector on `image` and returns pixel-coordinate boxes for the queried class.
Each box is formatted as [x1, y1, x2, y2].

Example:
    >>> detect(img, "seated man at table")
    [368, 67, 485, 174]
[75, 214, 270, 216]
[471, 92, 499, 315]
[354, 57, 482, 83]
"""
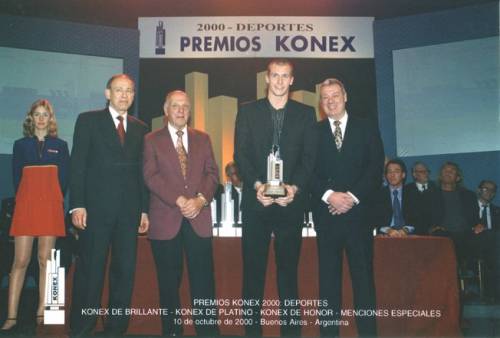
[469, 180, 500, 302]
[429, 162, 479, 264]
[372, 158, 415, 236]
[225, 161, 243, 224]
[404, 161, 440, 234]
[213, 162, 243, 226]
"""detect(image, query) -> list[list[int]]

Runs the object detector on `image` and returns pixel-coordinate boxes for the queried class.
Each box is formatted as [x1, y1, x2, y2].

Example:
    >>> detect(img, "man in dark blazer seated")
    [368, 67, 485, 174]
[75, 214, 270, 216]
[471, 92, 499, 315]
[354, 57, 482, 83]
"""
[429, 162, 479, 263]
[372, 158, 415, 237]
[404, 161, 440, 234]
[69, 74, 149, 336]
[225, 161, 243, 224]
[469, 180, 500, 302]
[213, 162, 242, 227]
[234, 59, 317, 336]
[143, 90, 219, 336]
[311, 78, 384, 337]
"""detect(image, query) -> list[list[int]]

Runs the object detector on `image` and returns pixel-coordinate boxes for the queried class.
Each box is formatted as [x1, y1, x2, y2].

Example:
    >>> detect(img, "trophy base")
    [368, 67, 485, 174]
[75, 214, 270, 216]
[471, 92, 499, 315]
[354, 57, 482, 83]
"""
[263, 183, 287, 198]
[44, 308, 65, 325]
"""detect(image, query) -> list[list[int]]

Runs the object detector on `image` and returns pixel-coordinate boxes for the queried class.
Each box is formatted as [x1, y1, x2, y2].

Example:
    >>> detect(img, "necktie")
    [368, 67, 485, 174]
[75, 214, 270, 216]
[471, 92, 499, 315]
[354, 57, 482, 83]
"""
[116, 116, 125, 146]
[392, 190, 404, 229]
[176, 130, 188, 179]
[481, 205, 488, 228]
[333, 120, 342, 150]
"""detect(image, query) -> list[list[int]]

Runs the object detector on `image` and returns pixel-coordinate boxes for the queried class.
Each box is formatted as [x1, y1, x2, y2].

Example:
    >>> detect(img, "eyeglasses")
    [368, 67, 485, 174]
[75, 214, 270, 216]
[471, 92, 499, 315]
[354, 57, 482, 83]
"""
[479, 187, 496, 192]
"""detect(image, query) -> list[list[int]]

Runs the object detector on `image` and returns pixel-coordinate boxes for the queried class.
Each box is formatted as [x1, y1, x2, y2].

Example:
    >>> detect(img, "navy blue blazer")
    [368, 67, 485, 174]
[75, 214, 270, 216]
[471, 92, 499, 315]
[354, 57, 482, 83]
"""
[12, 136, 70, 193]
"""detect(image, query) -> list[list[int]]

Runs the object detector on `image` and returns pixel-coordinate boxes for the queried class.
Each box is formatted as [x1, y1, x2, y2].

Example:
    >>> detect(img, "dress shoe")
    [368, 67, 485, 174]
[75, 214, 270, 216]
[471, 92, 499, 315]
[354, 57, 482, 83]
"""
[0, 318, 18, 335]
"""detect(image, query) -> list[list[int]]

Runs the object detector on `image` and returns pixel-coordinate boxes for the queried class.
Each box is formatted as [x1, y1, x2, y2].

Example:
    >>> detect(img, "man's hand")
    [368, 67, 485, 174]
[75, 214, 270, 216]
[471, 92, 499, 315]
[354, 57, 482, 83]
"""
[327, 192, 355, 215]
[275, 184, 298, 207]
[72, 208, 87, 230]
[473, 223, 485, 235]
[180, 197, 205, 219]
[176, 195, 188, 208]
[256, 183, 274, 207]
[429, 225, 446, 234]
[138, 213, 149, 233]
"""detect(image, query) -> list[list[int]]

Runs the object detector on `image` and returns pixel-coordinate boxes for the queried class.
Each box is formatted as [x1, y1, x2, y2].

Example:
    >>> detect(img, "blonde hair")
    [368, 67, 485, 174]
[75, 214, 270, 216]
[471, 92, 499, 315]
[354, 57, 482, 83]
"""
[23, 99, 58, 137]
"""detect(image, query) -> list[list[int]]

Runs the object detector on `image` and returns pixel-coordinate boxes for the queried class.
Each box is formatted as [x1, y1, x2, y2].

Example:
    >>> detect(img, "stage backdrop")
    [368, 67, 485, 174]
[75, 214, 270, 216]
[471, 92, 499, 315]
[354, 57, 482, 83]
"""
[138, 16, 378, 183]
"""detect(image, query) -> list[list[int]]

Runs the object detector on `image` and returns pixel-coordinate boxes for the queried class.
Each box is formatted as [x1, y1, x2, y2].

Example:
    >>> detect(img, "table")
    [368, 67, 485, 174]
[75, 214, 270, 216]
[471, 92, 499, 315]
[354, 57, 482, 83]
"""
[62, 236, 460, 337]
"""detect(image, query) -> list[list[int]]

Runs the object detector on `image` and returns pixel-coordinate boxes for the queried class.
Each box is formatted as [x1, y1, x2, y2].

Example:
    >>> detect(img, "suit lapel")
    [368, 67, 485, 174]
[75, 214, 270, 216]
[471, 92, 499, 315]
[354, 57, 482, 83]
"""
[320, 119, 339, 156]
[186, 128, 197, 180]
[492, 205, 500, 230]
[124, 115, 138, 150]
[384, 187, 393, 219]
[279, 101, 295, 150]
[340, 116, 357, 155]
[258, 100, 274, 152]
[100, 109, 123, 153]
[160, 126, 185, 180]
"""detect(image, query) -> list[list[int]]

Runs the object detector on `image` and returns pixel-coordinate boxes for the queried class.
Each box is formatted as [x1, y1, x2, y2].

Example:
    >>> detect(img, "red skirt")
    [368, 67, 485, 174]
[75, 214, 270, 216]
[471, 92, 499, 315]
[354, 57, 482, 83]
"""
[10, 165, 66, 237]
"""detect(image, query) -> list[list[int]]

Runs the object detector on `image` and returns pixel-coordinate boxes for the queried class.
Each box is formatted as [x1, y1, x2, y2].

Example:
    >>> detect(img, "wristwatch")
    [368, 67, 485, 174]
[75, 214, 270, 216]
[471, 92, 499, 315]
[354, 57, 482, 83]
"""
[196, 192, 209, 207]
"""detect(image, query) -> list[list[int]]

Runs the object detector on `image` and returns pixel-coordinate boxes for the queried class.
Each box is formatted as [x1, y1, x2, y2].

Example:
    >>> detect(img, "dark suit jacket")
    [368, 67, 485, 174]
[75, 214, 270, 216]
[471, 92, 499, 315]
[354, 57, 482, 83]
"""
[371, 185, 413, 232]
[311, 115, 384, 228]
[12, 136, 69, 193]
[69, 108, 148, 224]
[234, 98, 317, 219]
[143, 126, 219, 240]
[403, 181, 440, 234]
[433, 186, 479, 232]
[213, 184, 224, 224]
[479, 202, 500, 231]
[490, 203, 500, 230]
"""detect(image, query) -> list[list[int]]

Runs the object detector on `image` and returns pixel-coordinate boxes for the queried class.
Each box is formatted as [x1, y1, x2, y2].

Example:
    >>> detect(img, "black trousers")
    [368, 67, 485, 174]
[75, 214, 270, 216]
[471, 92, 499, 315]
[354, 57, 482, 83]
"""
[70, 213, 138, 337]
[316, 221, 377, 338]
[150, 218, 218, 336]
[469, 229, 500, 299]
[241, 209, 303, 337]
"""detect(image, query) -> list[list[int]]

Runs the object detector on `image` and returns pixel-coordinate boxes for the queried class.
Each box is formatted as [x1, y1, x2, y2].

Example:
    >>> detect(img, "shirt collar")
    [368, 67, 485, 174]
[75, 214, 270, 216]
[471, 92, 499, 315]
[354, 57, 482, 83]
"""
[328, 111, 348, 126]
[389, 185, 403, 194]
[109, 105, 127, 121]
[167, 122, 187, 136]
[478, 200, 489, 208]
[416, 182, 427, 190]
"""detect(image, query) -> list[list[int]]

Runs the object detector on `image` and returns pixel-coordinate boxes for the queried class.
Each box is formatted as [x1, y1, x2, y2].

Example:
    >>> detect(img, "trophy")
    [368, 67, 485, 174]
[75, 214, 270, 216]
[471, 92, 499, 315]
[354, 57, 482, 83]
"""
[44, 249, 65, 324]
[155, 21, 166, 55]
[264, 146, 286, 197]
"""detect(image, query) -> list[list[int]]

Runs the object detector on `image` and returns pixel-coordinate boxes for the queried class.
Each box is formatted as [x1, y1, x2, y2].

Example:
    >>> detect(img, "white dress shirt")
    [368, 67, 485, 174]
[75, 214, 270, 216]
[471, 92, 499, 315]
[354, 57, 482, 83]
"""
[167, 123, 188, 153]
[109, 105, 127, 131]
[478, 200, 492, 230]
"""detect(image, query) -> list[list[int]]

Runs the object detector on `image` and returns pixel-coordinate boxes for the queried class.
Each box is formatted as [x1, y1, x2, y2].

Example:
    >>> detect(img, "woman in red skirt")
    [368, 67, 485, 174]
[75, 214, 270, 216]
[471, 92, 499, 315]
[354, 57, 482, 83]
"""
[0, 99, 69, 333]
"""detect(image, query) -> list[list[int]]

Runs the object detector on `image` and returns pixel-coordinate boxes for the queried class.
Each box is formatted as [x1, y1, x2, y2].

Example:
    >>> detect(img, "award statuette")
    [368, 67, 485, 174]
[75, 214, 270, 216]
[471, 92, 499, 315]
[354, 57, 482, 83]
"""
[264, 146, 286, 198]
[155, 21, 166, 55]
[44, 249, 65, 324]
